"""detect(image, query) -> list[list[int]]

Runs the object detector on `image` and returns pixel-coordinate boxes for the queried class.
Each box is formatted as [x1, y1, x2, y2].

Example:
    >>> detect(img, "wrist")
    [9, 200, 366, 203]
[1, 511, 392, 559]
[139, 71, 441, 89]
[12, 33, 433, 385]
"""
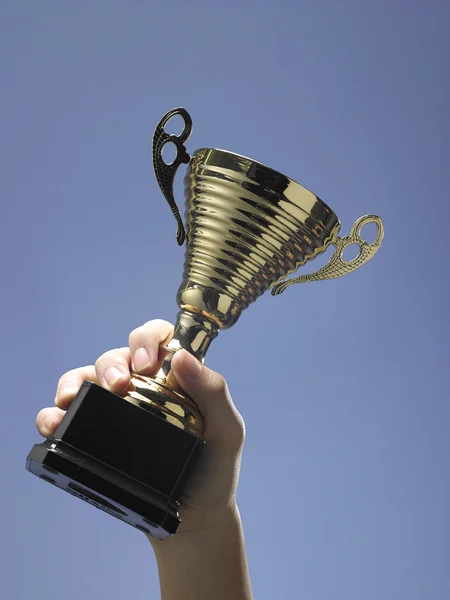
[148, 504, 252, 600]
[149, 502, 240, 554]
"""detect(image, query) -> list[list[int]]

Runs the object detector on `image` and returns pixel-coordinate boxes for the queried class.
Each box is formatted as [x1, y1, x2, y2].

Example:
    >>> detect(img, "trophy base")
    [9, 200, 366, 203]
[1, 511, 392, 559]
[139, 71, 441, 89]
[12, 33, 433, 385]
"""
[26, 381, 204, 539]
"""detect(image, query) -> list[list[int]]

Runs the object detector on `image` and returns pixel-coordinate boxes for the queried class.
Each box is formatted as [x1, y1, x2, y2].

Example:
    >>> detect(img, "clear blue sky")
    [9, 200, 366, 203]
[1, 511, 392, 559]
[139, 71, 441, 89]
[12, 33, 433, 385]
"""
[1, 1, 449, 599]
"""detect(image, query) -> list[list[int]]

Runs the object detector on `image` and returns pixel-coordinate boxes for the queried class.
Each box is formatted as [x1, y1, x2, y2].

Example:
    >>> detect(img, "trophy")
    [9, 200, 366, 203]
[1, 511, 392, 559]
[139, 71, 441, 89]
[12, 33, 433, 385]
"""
[26, 108, 384, 539]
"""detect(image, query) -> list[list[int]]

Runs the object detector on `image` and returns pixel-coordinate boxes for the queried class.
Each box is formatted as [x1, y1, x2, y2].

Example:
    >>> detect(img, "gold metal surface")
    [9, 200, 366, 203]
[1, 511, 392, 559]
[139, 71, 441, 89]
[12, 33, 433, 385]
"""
[123, 373, 204, 437]
[272, 215, 384, 294]
[178, 148, 342, 328]
[121, 310, 217, 437]
[127, 108, 385, 438]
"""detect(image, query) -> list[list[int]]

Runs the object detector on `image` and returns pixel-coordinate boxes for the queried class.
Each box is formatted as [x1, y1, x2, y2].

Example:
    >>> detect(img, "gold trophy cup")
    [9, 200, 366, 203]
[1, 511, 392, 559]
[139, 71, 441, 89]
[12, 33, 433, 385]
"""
[26, 108, 384, 539]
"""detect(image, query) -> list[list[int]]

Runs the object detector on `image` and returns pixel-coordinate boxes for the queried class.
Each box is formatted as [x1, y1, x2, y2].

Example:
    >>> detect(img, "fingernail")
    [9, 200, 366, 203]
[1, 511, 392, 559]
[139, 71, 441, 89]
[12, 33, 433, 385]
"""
[104, 366, 124, 386]
[44, 416, 56, 431]
[133, 347, 152, 372]
[181, 351, 202, 379]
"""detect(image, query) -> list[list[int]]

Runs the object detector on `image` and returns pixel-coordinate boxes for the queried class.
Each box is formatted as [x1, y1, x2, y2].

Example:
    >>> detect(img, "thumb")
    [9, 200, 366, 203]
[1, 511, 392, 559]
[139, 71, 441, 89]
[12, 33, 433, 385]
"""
[171, 350, 245, 451]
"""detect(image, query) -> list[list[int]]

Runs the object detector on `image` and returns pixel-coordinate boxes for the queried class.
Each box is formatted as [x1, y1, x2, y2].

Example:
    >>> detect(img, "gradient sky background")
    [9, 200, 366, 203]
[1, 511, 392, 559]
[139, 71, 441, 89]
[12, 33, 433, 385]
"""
[1, 2, 449, 599]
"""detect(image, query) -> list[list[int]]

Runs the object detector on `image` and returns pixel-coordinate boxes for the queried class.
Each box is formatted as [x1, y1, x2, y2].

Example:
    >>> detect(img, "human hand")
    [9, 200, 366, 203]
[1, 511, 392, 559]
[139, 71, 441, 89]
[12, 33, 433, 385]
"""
[36, 318, 246, 536]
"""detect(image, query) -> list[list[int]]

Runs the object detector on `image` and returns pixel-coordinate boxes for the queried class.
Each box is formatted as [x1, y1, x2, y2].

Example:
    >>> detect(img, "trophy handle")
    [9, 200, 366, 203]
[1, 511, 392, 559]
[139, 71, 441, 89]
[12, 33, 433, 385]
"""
[271, 215, 384, 295]
[152, 108, 193, 246]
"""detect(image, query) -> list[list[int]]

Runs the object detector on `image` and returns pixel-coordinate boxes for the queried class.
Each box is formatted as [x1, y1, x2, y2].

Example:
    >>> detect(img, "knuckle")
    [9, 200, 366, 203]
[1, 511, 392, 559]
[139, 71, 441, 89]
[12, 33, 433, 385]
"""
[129, 319, 173, 347]
[208, 371, 228, 395]
[96, 349, 118, 364]
[95, 349, 125, 372]
[128, 327, 142, 346]
[36, 407, 48, 422]
[205, 371, 246, 448]
[230, 410, 246, 447]
[57, 373, 67, 389]
[144, 318, 173, 331]
[57, 368, 78, 389]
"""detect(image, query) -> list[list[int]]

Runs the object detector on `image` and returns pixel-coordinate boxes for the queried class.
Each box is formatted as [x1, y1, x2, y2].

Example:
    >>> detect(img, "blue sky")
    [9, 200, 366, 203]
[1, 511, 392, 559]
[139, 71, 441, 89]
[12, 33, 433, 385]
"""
[1, 1, 449, 599]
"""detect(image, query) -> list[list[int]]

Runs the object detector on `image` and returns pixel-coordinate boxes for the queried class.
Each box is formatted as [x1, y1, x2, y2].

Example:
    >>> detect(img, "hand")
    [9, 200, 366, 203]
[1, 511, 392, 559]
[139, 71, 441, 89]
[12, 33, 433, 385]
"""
[36, 319, 246, 536]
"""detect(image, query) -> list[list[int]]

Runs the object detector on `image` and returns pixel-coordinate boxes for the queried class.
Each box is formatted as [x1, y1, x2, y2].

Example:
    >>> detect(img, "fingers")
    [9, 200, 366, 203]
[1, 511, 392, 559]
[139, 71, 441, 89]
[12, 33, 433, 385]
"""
[36, 407, 66, 437]
[42, 320, 175, 442]
[171, 350, 245, 452]
[95, 347, 131, 395]
[53, 320, 174, 414]
[129, 319, 174, 375]
[55, 365, 98, 409]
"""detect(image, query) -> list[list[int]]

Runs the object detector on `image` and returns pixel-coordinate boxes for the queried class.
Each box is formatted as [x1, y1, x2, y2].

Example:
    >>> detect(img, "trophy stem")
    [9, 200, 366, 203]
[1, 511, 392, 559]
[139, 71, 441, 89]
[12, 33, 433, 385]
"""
[122, 309, 219, 438]
[155, 309, 220, 386]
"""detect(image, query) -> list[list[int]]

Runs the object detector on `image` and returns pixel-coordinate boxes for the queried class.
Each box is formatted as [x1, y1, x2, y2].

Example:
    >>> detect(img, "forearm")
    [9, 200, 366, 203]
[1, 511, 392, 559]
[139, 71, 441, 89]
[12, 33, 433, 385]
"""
[150, 506, 253, 600]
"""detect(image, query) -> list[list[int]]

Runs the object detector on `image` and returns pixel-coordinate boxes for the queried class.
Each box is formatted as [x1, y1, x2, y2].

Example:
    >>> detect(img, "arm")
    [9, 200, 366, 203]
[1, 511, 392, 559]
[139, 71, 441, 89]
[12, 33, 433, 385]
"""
[36, 319, 253, 600]
[151, 506, 252, 600]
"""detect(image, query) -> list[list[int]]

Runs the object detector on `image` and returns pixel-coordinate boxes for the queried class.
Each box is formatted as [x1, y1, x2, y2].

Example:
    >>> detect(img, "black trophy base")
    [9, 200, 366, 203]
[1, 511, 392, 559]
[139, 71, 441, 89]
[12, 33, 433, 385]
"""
[26, 381, 204, 539]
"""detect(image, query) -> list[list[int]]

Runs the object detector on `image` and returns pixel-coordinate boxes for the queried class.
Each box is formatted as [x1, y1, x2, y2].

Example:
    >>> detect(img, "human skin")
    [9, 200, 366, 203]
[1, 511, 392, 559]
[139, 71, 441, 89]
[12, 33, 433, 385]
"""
[35, 319, 253, 600]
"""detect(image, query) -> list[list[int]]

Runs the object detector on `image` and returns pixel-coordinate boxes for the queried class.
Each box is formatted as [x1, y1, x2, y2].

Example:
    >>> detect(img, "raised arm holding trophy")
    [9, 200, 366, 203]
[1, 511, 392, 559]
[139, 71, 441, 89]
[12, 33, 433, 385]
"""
[27, 108, 384, 540]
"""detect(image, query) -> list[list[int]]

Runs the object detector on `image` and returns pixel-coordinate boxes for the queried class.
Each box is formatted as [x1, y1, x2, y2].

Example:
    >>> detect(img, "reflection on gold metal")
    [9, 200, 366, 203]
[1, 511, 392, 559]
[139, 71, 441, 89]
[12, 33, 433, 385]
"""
[124, 108, 384, 436]
[122, 309, 216, 437]
[178, 148, 341, 325]
[124, 372, 204, 437]
[271, 215, 384, 294]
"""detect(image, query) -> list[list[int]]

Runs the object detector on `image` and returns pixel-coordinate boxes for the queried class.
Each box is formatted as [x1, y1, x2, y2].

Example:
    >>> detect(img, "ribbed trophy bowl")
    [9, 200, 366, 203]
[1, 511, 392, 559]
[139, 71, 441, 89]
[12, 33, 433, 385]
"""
[178, 147, 341, 328]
